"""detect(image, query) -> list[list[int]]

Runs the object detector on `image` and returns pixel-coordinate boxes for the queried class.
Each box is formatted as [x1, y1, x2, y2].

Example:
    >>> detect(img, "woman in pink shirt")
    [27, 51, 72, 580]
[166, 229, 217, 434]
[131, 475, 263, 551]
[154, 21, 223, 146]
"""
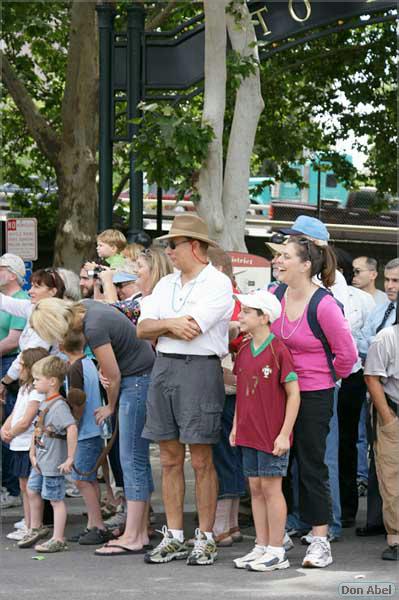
[271, 236, 357, 568]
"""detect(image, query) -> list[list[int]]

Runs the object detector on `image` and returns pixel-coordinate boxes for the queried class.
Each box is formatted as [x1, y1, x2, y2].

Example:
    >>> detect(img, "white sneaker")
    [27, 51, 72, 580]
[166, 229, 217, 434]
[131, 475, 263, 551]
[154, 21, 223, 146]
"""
[301, 530, 338, 545]
[233, 545, 266, 569]
[283, 532, 294, 551]
[65, 486, 82, 498]
[247, 548, 290, 572]
[14, 518, 26, 530]
[7, 527, 29, 540]
[0, 492, 22, 508]
[302, 538, 333, 568]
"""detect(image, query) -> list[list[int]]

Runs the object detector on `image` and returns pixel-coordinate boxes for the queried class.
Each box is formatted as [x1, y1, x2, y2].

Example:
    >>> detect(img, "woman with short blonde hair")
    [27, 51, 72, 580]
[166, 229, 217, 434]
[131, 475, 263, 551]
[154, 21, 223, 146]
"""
[30, 296, 155, 556]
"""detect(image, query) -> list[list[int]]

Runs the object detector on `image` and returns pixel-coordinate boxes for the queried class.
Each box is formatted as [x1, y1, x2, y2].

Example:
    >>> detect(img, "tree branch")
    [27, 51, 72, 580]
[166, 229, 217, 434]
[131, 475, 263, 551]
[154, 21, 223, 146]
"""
[1, 50, 61, 165]
[145, 1, 177, 31]
[282, 43, 376, 73]
[112, 171, 130, 207]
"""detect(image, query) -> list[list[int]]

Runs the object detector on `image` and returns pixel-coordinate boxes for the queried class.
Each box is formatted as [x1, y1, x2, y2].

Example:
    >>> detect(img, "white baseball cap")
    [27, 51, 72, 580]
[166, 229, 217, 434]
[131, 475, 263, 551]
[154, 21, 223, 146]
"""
[234, 289, 282, 323]
[0, 253, 26, 278]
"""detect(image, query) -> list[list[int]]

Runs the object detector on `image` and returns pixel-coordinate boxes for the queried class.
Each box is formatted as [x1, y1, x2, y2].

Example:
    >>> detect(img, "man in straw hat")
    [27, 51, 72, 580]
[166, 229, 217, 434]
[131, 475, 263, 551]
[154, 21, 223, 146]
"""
[137, 214, 234, 566]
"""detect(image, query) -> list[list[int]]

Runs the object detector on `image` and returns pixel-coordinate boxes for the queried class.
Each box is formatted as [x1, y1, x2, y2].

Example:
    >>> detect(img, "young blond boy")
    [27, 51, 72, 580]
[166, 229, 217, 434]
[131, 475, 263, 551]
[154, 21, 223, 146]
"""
[230, 290, 300, 572]
[96, 229, 127, 268]
[19, 356, 78, 553]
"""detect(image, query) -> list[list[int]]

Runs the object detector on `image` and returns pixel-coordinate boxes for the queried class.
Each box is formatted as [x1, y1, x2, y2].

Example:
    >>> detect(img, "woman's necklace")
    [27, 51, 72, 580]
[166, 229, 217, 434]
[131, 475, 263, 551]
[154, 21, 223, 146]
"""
[280, 289, 307, 340]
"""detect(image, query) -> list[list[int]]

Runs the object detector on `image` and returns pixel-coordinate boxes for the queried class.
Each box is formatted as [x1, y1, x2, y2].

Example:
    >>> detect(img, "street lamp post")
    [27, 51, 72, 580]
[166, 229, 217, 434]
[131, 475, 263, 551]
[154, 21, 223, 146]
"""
[126, 2, 145, 241]
[97, 3, 116, 231]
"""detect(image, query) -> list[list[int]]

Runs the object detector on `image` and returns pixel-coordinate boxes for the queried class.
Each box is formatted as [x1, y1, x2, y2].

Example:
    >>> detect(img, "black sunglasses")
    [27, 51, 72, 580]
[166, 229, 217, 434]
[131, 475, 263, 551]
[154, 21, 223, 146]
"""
[167, 239, 192, 250]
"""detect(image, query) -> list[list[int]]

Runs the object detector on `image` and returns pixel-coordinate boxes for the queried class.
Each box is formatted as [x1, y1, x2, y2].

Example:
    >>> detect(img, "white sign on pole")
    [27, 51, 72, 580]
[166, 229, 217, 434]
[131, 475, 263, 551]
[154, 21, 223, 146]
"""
[6, 218, 38, 260]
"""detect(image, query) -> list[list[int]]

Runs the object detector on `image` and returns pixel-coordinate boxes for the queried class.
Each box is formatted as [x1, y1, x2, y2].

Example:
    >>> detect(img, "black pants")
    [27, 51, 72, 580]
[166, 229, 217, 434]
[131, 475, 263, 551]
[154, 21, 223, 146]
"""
[293, 388, 334, 526]
[365, 406, 384, 529]
[338, 369, 367, 521]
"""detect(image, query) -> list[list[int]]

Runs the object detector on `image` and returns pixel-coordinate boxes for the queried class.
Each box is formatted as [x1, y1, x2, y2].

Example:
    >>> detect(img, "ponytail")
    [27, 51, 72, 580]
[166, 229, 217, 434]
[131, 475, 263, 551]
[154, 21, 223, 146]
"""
[319, 245, 337, 289]
[288, 236, 337, 289]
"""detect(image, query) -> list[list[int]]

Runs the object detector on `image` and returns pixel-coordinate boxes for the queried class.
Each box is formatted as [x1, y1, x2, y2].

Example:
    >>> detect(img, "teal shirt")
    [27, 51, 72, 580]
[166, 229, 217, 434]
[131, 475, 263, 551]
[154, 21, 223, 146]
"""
[0, 289, 30, 354]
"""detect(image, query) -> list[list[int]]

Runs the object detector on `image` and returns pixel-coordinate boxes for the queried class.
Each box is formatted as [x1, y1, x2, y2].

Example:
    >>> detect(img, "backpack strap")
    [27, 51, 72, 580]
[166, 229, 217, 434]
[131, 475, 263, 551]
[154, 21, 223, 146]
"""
[273, 283, 288, 302]
[274, 283, 343, 383]
[307, 288, 342, 383]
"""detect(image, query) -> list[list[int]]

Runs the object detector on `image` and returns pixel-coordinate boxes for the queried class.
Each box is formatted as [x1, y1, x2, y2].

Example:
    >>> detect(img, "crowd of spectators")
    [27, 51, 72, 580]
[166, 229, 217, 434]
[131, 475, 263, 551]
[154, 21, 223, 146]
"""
[0, 215, 397, 567]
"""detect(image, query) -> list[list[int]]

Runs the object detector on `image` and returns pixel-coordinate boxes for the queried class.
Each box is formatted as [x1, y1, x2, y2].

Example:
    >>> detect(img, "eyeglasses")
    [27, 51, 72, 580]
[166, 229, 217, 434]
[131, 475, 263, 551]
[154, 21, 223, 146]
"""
[353, 268, 370, 275]
[167, 239, 191, 250]
[115, 281, 133, 289]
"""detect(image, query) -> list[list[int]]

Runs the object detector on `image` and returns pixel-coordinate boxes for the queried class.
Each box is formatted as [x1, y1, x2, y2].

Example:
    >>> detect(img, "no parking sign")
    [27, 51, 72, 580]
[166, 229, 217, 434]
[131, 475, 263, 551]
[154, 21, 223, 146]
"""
[6, 218, 38, 261]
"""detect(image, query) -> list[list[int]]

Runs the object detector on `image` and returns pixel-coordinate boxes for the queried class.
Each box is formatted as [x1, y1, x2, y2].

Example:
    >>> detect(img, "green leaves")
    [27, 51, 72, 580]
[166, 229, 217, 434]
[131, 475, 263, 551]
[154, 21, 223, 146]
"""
[131, 102, 214, 200]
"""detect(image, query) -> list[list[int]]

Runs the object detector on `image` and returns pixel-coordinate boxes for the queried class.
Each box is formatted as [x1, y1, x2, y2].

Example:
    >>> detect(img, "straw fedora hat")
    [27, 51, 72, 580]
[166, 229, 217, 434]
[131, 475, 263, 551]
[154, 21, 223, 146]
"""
[264, 240, 287, 254]
[157, 214, 218, 247]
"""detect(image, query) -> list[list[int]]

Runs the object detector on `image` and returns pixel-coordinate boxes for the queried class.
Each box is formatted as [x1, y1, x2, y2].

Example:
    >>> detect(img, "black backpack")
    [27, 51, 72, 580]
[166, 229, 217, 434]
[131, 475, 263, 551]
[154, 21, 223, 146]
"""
[274, 283, 344, 383]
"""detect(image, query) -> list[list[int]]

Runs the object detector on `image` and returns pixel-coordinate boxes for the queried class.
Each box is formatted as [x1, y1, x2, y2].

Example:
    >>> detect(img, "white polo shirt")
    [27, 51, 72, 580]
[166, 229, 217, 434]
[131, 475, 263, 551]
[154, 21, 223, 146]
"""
[138, 263, 235, 357]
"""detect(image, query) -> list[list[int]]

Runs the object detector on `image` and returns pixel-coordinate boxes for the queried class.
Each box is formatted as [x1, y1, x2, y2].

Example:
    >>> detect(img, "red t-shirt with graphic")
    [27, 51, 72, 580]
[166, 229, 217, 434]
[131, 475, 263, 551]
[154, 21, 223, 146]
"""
[233, 333, 298, 454]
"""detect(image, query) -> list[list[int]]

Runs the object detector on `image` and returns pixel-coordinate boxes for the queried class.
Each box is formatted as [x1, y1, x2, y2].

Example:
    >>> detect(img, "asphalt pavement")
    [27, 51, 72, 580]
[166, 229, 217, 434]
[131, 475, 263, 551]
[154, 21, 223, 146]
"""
[1, 454, 398, 600]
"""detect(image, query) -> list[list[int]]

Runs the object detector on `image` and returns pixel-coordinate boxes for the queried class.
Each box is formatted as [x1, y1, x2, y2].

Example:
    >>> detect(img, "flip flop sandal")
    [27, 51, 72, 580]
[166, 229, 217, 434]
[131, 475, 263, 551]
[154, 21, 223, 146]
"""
[94, 544, 148, 556]
[214, 531, 234, 547]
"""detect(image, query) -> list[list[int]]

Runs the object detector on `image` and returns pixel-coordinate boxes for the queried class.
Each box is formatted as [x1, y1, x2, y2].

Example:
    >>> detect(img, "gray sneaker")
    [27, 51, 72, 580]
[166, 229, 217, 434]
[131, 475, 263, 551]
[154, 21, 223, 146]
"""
[186, 529, 217, 566]
[144, 525, 189, 564]
[302, 538, 333, 568]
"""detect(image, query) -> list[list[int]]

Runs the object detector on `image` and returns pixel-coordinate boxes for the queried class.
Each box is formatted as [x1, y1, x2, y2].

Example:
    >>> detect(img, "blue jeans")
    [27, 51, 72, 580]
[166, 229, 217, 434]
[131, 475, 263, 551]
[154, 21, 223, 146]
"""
[118, 374, 154, 502]
[324, 386, 341, 537]
[357, 400, 369, 481]
[72, 436, 103, 482]
[1, 354, 20, 496]
[212, 395, 246, 499]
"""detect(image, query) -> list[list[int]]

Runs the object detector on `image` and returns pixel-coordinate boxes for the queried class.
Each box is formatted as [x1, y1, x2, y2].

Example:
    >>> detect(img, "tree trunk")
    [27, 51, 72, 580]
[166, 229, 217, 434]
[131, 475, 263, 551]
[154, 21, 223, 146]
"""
[54, 155, 98, 268]
[54, 1, 99, 268]
[197, 0, 264, 251]
[220, 3, 264, 251]
[196, 0, 228, 240]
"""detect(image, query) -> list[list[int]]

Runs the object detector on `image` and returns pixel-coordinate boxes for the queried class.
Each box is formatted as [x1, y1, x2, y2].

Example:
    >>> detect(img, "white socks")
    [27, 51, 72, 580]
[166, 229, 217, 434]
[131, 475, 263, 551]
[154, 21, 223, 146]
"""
[169, 529, 184, 542]
[268, 545, 285, 558]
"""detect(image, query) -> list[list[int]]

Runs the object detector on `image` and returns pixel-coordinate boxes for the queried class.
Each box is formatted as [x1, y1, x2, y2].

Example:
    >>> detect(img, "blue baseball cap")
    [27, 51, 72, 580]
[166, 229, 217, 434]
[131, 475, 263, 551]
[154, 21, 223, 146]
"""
[112, 271, 138, 284]
[279, 215, 330, 242]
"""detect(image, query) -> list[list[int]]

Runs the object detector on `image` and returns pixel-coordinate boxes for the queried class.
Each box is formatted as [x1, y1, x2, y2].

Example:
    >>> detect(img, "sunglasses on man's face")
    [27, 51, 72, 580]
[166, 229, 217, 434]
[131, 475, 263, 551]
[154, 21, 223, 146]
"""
[167, 239, 192, 250]
[115, 281, 133, 289]
[353, 268, 370, 276]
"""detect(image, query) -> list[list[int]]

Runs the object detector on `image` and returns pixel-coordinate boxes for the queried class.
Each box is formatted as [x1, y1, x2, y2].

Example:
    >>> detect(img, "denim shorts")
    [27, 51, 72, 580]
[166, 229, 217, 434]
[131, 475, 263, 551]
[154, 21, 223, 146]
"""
[242, 446, 289, 478]
[72, 436, 103, 482]
[28, 470, 66, 501]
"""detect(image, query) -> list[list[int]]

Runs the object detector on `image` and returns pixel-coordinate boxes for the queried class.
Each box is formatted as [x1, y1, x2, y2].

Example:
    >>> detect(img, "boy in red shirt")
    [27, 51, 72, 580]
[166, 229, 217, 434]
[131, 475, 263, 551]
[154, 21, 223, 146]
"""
[230, 290, 300, 572]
